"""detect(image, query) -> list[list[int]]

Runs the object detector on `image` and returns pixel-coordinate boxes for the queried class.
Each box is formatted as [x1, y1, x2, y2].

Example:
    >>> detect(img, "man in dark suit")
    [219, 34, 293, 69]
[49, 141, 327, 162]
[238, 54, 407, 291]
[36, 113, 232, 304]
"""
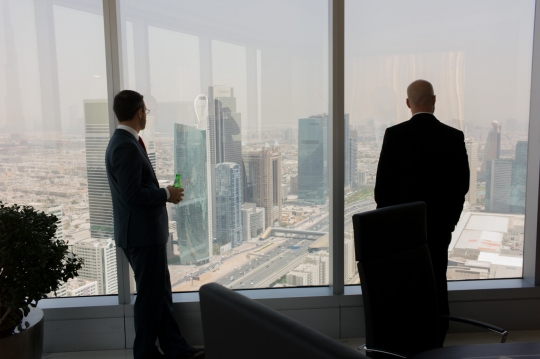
[374, 80, 470, 346]
[106, 90, 205, 359]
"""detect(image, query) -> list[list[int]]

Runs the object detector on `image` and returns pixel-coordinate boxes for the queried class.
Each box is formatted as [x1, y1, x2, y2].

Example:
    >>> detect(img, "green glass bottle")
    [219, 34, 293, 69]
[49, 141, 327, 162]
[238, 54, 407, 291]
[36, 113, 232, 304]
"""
[173, 174, 182, 188]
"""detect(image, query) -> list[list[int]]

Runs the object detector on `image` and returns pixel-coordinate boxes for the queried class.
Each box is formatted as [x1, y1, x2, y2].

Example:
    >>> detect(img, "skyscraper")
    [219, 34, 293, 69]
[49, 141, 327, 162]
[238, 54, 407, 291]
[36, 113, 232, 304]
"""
[84, 100, 113, 239]
[289, 175, 298, 195]
[241, 203, 265, 242]
[298, 115, 328, 204]
[486, 159, 512, 213]
[344, 237, 357, 282]
[481, 121, 501, 174]
[174, 123, 212, 265]
[346, 123, 358, 188]
[465, 139, 478, 205]
[48, 205, 64, 242]
[71, 238, 117, 295]
[208, 86, 244, 173]
[208, 86, 245, 235]
[32, 203, 64, 242]
[510, 141, 527, 214]
[284, 128, 294, 141]
[243, 142, 282, 228]
[344, 115, 351, 188]
[215, 162, 243, 248]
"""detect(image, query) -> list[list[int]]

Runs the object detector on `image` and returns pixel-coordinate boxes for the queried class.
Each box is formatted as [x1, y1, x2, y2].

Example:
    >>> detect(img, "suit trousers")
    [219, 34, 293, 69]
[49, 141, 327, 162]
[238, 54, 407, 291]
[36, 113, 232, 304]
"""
[427, 231, 452, 347]
[123, 244, 191, 359]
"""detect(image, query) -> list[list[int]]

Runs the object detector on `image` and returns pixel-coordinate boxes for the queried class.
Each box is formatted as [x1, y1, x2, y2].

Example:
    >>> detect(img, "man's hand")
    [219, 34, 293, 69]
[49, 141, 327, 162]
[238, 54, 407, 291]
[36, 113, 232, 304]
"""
[167, 186, 184, 204]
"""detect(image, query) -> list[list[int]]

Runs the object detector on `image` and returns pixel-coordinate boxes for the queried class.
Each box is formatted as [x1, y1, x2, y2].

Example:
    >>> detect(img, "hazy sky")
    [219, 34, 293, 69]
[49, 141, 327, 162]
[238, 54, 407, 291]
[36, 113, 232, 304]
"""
[0, 0, 534, 137]
[345, 0, 534, 130]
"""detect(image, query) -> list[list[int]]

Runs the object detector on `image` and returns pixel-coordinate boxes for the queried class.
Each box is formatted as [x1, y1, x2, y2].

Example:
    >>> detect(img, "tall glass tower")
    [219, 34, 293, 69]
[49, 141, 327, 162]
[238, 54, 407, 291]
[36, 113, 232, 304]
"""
[215, 162, 243, 249]
[84, 100, 113, 239]
[510, 141, 527, 214]
[207, 86, 245, 236]
[174, 123, 212, 265]
[297, 115, 328, 204]
[344, 114, 358, 188]
[486, 159, 512, 213]
[481, 120, 501, 174]
[465, 139, 479, 205]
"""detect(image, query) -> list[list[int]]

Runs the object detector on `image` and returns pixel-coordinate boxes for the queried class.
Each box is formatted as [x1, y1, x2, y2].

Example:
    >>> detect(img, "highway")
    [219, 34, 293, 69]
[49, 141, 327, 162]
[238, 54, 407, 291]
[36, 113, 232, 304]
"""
[216, 238, 311, 289]
[307, 198, 376, 233]
[221, 240, 311, 289]
[215, 197, 376, 289]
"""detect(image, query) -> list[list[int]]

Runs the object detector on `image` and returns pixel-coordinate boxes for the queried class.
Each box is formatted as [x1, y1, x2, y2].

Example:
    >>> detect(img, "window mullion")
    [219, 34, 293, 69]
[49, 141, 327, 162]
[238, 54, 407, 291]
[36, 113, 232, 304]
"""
[102, 0, 131, 304]
[329, 0, 345, 295]
[524, 0, 540, 286]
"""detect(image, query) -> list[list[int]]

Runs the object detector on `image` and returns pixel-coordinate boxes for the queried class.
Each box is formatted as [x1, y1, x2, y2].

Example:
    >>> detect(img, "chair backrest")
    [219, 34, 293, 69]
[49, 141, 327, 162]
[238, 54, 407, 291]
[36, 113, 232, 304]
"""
[352, 202, 439, 356]
[200, 282, 366, 359]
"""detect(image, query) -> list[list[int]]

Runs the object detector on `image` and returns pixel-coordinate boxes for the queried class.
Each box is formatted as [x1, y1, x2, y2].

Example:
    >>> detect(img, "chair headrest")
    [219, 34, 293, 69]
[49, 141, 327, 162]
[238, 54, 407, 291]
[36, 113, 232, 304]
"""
[199, 283, 367, 359]
[352, 201, 427, 262]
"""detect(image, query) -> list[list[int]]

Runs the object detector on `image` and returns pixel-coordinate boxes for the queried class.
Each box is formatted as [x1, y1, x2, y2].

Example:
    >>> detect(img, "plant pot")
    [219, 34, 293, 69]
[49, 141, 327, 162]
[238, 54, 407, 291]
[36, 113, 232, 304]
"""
[0, 306, 44, 359]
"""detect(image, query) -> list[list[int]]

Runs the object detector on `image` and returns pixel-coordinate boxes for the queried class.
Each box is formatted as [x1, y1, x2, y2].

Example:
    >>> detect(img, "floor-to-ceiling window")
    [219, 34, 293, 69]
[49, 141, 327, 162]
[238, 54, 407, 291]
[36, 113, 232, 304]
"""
[0, 0, 118, 297]
[1, 0, 538, 304]
[345, 0, 534, 283]
[118, 0, 330, 291]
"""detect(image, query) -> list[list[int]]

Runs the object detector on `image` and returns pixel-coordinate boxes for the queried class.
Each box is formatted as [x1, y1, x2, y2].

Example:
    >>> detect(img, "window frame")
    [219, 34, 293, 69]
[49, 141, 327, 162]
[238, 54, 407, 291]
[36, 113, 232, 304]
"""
[32, 0, 540, 308]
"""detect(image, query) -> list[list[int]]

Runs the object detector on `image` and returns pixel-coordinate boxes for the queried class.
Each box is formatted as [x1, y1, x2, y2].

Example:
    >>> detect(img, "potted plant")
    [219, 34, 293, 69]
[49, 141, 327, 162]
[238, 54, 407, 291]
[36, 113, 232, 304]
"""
[0, 202, 83, 359]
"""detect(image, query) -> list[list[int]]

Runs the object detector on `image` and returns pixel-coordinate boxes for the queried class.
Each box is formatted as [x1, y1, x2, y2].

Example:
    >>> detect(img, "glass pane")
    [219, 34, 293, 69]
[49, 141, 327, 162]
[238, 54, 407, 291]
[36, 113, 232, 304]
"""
[119, 0, 329, 291]
[345, 0, 533, 283]
[0, 0, 116, 296]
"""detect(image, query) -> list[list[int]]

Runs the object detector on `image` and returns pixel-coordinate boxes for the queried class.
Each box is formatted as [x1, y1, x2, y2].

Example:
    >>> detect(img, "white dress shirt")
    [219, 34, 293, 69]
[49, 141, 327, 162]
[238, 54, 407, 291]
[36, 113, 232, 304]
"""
[117, 124, 139, 140]
[117, 125, 170, 200]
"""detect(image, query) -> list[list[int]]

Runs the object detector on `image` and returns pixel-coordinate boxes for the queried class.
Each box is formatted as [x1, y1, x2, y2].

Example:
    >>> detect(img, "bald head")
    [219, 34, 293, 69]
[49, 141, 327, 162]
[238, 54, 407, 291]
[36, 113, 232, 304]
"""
[406, 80, 436, 114]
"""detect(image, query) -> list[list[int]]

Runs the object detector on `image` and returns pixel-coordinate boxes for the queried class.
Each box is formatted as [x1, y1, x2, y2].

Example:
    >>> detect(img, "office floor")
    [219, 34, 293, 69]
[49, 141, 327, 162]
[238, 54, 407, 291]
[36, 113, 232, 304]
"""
[43, 331, 540, 358]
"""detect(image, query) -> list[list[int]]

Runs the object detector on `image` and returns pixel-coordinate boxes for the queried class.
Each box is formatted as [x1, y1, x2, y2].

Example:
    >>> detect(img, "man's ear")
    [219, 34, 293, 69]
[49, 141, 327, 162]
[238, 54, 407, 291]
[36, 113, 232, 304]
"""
[406, 98, 411, 109]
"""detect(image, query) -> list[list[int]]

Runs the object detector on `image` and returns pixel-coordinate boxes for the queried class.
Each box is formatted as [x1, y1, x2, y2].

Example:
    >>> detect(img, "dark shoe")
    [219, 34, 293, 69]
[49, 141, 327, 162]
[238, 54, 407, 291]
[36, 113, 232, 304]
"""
[177, 347, 205, 359]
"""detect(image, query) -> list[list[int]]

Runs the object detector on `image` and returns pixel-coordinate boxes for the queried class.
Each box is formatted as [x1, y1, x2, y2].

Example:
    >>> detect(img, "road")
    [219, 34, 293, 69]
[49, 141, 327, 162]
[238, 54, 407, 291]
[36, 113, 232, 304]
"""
[214, 197, 376, 289]
[222, 240, 311, 289]
[307, 198, 376, 232]
[213, 237, 306, 287]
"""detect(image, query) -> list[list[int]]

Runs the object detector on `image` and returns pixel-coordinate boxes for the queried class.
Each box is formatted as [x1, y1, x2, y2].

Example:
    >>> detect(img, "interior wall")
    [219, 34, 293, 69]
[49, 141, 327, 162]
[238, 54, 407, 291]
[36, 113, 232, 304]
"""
[42, 286, 540, 352]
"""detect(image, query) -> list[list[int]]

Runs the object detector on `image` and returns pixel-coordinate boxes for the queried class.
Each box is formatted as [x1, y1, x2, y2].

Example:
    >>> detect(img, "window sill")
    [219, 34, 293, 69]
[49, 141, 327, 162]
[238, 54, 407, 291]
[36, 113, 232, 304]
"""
[37, 279, 540, 314]
[39, 295, 119, 309]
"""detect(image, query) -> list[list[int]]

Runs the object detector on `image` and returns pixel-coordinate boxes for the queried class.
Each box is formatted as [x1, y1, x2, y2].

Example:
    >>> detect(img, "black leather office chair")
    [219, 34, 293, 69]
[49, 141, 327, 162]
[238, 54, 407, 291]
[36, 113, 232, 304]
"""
[352, 202, 507, 358]
[200, 282, 367, 359]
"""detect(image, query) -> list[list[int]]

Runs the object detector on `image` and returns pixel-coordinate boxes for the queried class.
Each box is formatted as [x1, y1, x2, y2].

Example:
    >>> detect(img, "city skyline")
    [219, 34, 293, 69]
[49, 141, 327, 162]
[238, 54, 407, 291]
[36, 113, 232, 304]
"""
[0, 0, 532, 296]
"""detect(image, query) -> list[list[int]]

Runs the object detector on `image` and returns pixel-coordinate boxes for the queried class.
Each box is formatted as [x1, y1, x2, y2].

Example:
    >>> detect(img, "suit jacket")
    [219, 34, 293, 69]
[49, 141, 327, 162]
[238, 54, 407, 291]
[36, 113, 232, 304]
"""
[374, 113, 470, 236]
[105, 129, 168, 248]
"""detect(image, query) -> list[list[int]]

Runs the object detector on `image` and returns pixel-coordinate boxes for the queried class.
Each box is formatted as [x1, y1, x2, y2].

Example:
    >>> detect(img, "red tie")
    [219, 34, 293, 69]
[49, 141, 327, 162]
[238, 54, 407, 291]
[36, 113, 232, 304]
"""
[138, 137, 147, 154]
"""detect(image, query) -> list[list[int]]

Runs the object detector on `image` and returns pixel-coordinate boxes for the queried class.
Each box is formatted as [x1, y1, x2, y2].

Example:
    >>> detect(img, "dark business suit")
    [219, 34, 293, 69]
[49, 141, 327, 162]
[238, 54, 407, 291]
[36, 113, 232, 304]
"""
[374, 113, 470, 346]
[106, 128, 190, 359]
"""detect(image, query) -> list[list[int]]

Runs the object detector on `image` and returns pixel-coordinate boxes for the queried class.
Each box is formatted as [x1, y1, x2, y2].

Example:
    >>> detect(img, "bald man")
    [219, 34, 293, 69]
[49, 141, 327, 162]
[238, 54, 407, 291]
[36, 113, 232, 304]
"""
[374, 80, 470, 346]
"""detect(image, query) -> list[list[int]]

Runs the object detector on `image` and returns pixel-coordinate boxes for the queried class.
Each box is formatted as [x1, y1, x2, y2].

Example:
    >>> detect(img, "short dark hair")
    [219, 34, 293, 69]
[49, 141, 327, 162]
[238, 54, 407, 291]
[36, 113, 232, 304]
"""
[113, 90, 144, 122]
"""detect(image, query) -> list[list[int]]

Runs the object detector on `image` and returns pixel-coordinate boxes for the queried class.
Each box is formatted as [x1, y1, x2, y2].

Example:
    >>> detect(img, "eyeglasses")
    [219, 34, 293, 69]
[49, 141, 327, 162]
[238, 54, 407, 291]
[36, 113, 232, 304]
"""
[143, 108, 150, 115]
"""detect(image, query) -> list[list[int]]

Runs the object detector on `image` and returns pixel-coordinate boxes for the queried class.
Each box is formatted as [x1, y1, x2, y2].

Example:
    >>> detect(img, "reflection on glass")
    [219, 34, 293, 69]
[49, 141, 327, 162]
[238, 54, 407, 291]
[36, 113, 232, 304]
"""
[0, 0, 116, 296]
[298, 116, 327, 205]
[345, 0, 533, 284]
[174, 123, 211, 265]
